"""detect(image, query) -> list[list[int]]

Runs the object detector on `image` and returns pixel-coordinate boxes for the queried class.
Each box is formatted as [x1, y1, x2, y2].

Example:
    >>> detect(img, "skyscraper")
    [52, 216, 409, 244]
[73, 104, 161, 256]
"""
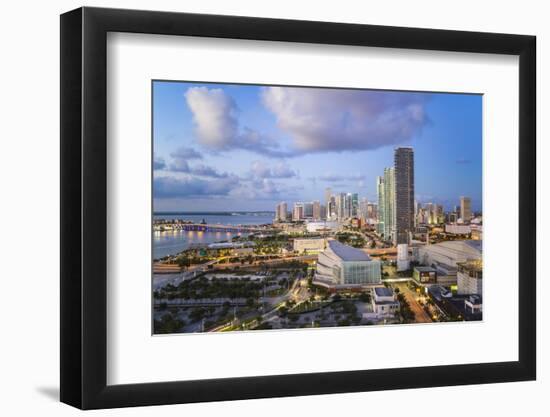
[324, 187, 332, 219]
[312, 200, 321, 220]
[328, 195, 337, 220]
[394, 147, 414, 245]
[377, 176, 385, 235]
[345, 193, 353, 218]
[337, 193, 346, 220]
[383, 167, 395, 242]
[293, 202, 304, 221]
[275, 202, 287, 222]
[303, 202, 313, 218]
[351, 193, 359, 217]
[460, 196, 472, 222]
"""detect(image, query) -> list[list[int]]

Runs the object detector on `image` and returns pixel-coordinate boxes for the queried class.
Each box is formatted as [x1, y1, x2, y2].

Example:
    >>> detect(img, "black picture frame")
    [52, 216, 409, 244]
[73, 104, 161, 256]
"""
[60, 6, 536, 410]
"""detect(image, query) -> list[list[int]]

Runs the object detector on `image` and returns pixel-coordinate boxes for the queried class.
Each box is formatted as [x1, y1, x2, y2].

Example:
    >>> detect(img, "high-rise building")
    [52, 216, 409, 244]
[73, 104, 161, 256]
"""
[328, 195, 337, 220]
[303, 202, 314, 218]
[383, 167, 395, 242]
[275, 202, 287, 222]
[460, 196, 472, 223]
[293, 202, 304, 221]
[324, 187, 332, 219]
[351, 193, 359, 217]
[312, 200, 322, 220]
[367, 203, 378, 220]
[359, 197, 369, 222]
[345, 193, 353, 218]
[377, 176, 385, 235]
[337, 193, 346, 220]
[394, 147, 415, 245]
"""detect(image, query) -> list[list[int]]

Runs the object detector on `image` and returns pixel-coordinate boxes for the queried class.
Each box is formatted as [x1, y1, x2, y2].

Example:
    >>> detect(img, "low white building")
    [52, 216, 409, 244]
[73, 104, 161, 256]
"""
[293, 238, 326, 253]
[366, 286, 400, 319]
[464, 294, 483, 313]
[314, 240, 381, 290]
[305, 221, 339, 233]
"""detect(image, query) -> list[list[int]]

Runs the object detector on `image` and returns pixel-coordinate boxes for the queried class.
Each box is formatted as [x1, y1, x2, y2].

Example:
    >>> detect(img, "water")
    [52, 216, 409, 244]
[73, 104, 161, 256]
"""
[153, 212, 274, 259]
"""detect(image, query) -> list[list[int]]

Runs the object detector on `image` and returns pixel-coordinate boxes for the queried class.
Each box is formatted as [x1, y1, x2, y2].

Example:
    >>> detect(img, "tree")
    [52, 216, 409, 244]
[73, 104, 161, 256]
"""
[359, 292, 371, 303]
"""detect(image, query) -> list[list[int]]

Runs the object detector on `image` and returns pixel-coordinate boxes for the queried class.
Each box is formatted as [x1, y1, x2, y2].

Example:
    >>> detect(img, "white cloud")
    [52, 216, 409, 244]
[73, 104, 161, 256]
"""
[261, 86, 430, 154]
[250, 160, 297, 179]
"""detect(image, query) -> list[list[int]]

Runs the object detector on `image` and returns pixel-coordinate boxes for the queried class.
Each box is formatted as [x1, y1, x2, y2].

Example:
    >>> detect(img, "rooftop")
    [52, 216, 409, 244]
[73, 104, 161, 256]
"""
[414, 266, 437, 272]
[327, 240, 371, 262]
[374, 287, 394, 297]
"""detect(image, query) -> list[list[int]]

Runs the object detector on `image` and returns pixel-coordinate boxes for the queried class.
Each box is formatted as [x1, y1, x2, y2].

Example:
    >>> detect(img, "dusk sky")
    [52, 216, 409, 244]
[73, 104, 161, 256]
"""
[153, 81, 482, 212]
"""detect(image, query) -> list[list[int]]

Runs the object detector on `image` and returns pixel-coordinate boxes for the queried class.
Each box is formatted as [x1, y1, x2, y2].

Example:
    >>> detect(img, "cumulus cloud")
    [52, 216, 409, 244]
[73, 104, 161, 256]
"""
[170, 147, 203, 160]
[184, 87, 290, 157]
[316, 173, 365, 182]
[167, 159, 228, 178]
[169, 159, 190, 172]
[153, 157, 166, 171]
[190, 164, 228, 178]
[153, 175, 239, 199]
[261, 86, 430, 154]
[250, 160, 297, 179]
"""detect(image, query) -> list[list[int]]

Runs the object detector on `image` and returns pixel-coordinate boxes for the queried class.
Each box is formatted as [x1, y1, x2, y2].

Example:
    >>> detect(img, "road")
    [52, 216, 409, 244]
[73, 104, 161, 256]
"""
[394, 283, 432, 323]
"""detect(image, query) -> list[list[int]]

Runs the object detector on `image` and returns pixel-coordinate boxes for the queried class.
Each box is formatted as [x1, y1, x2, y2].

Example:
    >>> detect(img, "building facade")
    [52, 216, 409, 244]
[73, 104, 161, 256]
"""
[383, 167, 395, 242]
[314, 240, 381, 290]
[457, 260, 483, 295]
[275, 201, 287, 222]
[394, 147, 415, 244]
[460, 196, 472, 223]
[293, 238, 326, 253]
[376, 176, 385, 235]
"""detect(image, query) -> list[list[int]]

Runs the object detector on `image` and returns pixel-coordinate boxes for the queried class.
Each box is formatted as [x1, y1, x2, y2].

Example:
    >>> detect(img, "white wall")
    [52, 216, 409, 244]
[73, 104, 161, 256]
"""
[0, 0, 546, 415]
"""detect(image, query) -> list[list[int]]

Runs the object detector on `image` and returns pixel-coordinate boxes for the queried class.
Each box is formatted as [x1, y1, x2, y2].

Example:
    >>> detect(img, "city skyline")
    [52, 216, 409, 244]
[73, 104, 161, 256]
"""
[153, 81, 483, 212]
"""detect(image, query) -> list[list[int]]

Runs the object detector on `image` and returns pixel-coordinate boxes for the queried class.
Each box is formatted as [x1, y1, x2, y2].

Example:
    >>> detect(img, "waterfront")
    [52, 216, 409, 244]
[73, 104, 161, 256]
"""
[153, 212, 273, 259]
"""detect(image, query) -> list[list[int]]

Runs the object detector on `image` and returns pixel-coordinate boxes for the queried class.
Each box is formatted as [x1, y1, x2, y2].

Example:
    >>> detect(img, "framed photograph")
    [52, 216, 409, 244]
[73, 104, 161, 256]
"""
[60, 6, 536, 409]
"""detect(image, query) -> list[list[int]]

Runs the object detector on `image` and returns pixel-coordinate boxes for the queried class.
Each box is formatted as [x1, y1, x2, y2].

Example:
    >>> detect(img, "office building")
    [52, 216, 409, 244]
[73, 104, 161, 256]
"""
[303, 202, 314, 218]
[275, 202, 287, 222]
[292, 202, 304, 221]
[312, 200, 322, 220]
[336, 193, 346, 220]
[324, 188, 332, 219]
[383, 167, 395, 242]
[351, 193, 359, 217]
[460, 196, 472, 223]
[377, 176, 385, 235]
[394, 147, 415, 244]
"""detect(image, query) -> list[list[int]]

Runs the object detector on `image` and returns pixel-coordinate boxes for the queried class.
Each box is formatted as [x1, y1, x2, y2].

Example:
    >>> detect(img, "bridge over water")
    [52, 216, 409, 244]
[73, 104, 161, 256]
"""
[155, 223, 268, 233]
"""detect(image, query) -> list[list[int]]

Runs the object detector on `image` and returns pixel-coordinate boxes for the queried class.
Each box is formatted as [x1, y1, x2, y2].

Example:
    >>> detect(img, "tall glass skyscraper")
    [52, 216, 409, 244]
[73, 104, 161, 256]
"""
[377, 176, 385, 235]
[383, 167, 395, 242]
[394, 147, 415, 244]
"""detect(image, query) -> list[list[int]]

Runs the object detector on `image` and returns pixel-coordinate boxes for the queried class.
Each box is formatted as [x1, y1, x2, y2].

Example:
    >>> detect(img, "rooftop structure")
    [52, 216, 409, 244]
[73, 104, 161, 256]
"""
[374, 287, 394, 298]
[327, 240, 371, 262]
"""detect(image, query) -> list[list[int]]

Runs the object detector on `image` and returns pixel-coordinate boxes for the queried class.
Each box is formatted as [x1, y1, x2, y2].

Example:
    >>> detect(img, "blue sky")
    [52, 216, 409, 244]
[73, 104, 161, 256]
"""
[153, 81, 482, 212]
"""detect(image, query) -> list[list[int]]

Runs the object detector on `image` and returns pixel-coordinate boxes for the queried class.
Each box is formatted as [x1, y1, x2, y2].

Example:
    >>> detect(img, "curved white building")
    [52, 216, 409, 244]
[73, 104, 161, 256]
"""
[314, 240, 381, 290]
